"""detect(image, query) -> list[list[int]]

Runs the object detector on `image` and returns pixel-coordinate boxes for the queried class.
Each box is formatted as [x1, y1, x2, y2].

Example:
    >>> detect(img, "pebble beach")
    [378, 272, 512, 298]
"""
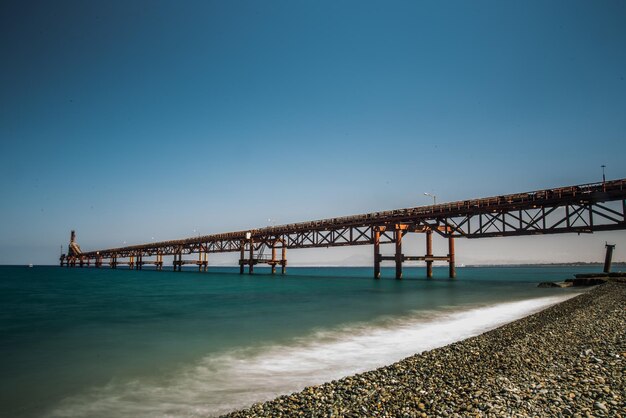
[223, 282, 625, 417]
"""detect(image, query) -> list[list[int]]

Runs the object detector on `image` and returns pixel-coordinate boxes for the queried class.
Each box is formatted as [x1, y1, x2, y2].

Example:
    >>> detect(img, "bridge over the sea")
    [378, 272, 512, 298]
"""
[61, 178, 626, 279]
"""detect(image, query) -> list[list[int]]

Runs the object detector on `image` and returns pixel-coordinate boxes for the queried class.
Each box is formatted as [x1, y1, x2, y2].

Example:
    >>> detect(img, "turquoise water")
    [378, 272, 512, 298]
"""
[0, 265, 611, 417]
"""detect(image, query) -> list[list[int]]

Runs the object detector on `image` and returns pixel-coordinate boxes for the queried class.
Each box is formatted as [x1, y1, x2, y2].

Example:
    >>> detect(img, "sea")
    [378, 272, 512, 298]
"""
[0, 264, 611, 417]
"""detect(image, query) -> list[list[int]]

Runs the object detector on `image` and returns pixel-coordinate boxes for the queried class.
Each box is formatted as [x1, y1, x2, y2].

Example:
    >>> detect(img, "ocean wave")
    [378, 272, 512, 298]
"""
[47, 293, 579, 417]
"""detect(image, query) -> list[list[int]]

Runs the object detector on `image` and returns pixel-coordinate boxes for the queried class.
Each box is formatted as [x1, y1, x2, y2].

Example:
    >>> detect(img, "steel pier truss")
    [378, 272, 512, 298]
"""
[60, 179, 626, 278]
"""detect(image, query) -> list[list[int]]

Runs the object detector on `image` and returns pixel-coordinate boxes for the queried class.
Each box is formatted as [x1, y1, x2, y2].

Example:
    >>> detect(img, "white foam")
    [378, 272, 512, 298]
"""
[47, 294, 578, 418]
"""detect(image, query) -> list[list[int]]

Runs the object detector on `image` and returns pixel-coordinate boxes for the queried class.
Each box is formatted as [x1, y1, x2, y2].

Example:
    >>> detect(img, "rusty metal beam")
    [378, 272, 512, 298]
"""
[62, 179, 626, 271]
[426, 229, 433, 279]
[449, 237, 456, 279]
[395, 226, 403, 280]
[373, 227, 381, 279]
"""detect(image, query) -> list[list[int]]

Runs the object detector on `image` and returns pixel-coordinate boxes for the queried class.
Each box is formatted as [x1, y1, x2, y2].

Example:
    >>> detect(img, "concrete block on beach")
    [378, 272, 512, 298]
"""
[537, 281, 573, 288]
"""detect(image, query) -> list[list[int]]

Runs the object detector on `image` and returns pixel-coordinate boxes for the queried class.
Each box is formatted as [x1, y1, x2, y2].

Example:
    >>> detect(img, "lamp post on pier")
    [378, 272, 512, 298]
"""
[424, 192, 437, 205]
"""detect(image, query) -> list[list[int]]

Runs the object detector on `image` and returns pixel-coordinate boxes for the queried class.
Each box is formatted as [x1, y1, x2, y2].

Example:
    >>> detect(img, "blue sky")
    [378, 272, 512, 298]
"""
[1, 0, 625, 265]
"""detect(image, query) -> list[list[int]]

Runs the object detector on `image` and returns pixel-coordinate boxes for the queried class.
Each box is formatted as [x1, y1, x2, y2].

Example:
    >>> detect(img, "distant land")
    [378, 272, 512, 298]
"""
[464, 262, 626, 267]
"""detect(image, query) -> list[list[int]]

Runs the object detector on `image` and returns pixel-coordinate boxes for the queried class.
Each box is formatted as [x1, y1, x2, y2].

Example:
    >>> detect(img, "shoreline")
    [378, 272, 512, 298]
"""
[223, 282, 625, 417]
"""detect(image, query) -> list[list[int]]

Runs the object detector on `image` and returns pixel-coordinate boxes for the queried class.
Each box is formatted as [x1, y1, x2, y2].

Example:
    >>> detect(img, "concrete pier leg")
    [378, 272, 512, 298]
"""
[448, 237, 456, 279]
[426, 230, 433, 278]
[604, 243, 616, 273]
[198, 251, 202, 272]
[395, 227, 403, 280]
[374, 228, 381, 279]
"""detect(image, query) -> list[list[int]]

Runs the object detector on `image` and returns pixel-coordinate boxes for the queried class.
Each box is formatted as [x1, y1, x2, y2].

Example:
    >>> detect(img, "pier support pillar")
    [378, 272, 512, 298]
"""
[271, 246, 277, 274]
[239, 241, 245, 274]
[198, 251, 203, 272]
[426, 230, 433, 279]
[604, 243, 616, 273]
[448, 237, 456, 279]
[374, 227, 381, 279]
[281, 246, 287, 274]
[248, 238, 254, 275]
[395, 226, 403, 280]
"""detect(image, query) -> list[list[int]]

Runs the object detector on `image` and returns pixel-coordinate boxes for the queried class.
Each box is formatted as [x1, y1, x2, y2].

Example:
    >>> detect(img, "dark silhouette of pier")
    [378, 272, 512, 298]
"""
[61, 178, 626, 279]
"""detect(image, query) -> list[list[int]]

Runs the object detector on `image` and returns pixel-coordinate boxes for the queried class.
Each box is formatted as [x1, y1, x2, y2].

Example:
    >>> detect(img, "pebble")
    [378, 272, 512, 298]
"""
[223, 282, 626, 418]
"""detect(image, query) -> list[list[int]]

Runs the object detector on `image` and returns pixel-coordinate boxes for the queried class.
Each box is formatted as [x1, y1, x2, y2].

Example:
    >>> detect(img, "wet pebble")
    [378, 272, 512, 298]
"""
[223, 282, 626, 418]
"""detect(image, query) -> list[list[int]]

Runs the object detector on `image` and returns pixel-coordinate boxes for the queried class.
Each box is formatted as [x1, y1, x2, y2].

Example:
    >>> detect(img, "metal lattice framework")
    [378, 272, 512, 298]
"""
[61, 178, 626, 278]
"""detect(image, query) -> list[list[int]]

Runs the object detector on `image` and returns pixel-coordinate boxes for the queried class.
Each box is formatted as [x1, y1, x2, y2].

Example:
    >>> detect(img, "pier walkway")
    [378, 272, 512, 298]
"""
[61, 179, 626, 279]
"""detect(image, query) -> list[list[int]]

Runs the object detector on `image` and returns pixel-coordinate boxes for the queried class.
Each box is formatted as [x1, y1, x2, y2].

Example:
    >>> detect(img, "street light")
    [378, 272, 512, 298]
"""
[424, 192, 437, 205]
[601, 165, 606, 183]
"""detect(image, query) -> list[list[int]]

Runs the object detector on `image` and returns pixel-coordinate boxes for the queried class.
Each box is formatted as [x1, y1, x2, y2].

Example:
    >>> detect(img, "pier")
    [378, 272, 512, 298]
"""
[60, 179, 626, 278]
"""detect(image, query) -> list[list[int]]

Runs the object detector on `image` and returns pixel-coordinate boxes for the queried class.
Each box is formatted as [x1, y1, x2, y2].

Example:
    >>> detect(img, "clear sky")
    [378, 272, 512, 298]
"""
[1, 0, 625, 265]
